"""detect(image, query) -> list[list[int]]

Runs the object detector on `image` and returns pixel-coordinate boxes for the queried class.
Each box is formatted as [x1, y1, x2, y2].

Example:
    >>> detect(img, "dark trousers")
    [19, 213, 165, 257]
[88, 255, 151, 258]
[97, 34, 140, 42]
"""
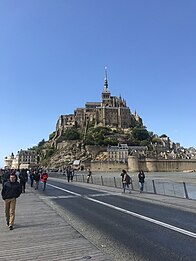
[42, 181, 46, 191]
[139, 182, 144, 192]
[30, 178, 34, 187]
[20, 182, 26, 193]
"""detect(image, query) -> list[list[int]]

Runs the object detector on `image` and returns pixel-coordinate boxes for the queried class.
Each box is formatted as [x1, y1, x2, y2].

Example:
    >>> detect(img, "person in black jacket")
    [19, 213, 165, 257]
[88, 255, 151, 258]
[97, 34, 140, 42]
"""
[2, 170, 10, 187]
[138, 170, 145, 192]
[87, 169, 92, 183]
[33, 170, 40, 190]
[19, 169, 28, 193]
[1, 173, 22, 230]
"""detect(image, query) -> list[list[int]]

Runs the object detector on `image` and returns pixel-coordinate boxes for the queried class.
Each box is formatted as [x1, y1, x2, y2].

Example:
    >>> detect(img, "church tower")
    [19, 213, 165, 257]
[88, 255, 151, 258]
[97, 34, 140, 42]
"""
[102, 67, 111, 105]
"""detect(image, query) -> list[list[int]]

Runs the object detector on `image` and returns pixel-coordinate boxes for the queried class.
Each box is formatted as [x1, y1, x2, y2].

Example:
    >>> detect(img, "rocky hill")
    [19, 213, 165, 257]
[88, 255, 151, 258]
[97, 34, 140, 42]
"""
[38, 139, 109, 170]
[36, 125, 176, 170]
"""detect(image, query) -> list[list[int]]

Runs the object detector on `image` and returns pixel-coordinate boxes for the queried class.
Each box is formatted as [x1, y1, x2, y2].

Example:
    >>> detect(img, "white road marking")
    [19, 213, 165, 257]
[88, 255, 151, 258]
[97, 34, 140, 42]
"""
[87, 197, 196, 239]
[40, 196, 58, 199]
[46, 183, 196, 239]
[58, 195, 75, 199]
[40, 195, 75, 199]
[48, 184, 81, 197]
[87, 193, 109, 197]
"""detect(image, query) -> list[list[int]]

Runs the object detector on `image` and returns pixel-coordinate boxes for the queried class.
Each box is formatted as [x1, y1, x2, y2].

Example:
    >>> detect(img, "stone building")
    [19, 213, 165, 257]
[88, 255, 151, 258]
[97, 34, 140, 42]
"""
[4, 150, 37, 169]
[107, 144, 129, 163]
[4, 153, 15, 169]
[55, 70, 143, 137]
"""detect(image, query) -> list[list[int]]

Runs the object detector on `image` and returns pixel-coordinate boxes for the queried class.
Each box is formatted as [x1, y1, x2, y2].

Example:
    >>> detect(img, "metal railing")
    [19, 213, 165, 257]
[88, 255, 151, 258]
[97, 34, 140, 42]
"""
[49, 172, 196, 200]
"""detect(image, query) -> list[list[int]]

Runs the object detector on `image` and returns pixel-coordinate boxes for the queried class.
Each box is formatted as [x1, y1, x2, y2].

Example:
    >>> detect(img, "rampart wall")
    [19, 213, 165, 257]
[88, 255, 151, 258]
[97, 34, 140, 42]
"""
[90, 157, 196, 172]
[141, 159, 196, 172]
[90, 161, 127, 171]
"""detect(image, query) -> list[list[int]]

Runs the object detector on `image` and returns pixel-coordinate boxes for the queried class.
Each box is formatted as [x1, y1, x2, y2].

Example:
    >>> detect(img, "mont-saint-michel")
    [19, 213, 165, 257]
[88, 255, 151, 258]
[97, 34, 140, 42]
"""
[55, 70, 142, 138]
[4, 71, 196, 172]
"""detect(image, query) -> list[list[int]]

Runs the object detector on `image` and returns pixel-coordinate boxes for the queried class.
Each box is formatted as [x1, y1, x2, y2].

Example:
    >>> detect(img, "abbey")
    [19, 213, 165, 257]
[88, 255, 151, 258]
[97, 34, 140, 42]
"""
[55, 70, 143, 135]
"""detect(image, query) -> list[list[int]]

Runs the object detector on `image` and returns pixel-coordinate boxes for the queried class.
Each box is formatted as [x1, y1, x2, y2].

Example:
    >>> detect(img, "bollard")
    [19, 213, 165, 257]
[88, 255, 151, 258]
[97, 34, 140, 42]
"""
[152, 180, 157, 194]
[114, 177, 117, 188]
[183, 182, 189, 199]
[130, 180, 134, 190]
[101, 176, 104, 186]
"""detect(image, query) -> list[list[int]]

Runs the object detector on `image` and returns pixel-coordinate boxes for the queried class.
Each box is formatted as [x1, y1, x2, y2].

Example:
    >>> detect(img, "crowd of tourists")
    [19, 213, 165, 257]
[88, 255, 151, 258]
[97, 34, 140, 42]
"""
[0, 166, 145, 231]
[0, 168, 48, 230]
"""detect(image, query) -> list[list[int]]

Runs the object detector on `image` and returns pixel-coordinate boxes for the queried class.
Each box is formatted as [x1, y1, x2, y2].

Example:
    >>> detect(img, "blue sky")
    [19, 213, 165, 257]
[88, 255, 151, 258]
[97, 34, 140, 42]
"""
[1, 0, 196, 168]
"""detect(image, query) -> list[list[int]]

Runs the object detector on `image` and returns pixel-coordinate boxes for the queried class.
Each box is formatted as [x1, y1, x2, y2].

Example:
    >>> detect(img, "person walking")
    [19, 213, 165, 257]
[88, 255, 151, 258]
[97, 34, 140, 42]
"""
[41, 171, 48, 191]
[19, 169, 28, 193]
[2, 170, 10, 187]
[29, 170, 34, 187]
[66, 166, 72, 182]
[15, 169, 20, 179]
[120, 169, 131, 193]
[33, 170, 40, 190]
[70, 168, 74, 182]
[138, 170, 145, 193]
[87, 169, 92, 183]
[1, 173, 22, 230]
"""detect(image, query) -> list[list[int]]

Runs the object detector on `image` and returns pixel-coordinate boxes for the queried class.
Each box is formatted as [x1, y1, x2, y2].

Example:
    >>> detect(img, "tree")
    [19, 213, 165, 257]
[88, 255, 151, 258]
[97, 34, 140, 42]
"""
[49, 131, 56, 140]
[131, 127, 150, 141]
[57, 128, 80, 142]
[84, 133, 95, 145]
[38, 139, 45, 147]
[152, 137, 162, 144]
[84, 126, 117, 146]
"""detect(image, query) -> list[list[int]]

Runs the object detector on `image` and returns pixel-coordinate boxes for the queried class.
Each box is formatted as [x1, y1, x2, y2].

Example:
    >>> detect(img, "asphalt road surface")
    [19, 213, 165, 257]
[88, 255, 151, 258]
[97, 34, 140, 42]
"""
[39, 179, 196, 261]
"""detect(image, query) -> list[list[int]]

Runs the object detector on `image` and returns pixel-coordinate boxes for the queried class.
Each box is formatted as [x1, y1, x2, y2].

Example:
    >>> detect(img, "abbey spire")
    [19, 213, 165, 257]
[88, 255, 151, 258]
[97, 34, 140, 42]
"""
[104, 66, 108, 90]
[102, 67, 111, 103]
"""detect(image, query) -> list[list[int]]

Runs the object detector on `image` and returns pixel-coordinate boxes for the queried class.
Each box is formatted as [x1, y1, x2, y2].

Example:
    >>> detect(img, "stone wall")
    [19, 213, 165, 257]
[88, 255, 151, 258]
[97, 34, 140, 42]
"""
[128, 156, 196, 172]
[140, 158, 196, 172]
[90, 161, 127, 171]
[90, 157, 196, 172]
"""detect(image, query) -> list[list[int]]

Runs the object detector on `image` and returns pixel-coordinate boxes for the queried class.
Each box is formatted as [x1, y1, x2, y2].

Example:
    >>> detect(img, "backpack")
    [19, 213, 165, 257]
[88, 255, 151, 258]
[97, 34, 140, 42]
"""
[126, 174, 131, 184]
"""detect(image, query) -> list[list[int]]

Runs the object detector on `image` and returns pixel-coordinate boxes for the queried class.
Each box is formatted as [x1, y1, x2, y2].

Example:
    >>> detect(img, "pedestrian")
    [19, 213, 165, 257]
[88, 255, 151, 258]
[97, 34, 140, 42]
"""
[66, 166, 71, 182]
[1, 173, 22, 230]
[138, 170, 145, 192]
[33, 170, 40, 190]
[29, 170, 34, 187]
[15, 169, 20, 179]
[70, 168, 74, 182]
[120, 169, 131, 193]
[87, 169, 92, 183]
[19, 169, 28, 193]
[2, 170, 10, 187]
[41, 171, 48, 191]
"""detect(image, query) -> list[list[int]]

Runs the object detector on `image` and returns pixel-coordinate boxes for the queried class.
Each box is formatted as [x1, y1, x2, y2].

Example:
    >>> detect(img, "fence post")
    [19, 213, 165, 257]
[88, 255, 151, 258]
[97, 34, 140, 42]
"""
[82, 175, 85, 183]
[183, 182, 189, 199]
[152, 180, 157, 194]
[131, 180, 134, 190]
[114, 177, 117, 187]
[101, 176, 104, 186]
[75, 174, 78, 182]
